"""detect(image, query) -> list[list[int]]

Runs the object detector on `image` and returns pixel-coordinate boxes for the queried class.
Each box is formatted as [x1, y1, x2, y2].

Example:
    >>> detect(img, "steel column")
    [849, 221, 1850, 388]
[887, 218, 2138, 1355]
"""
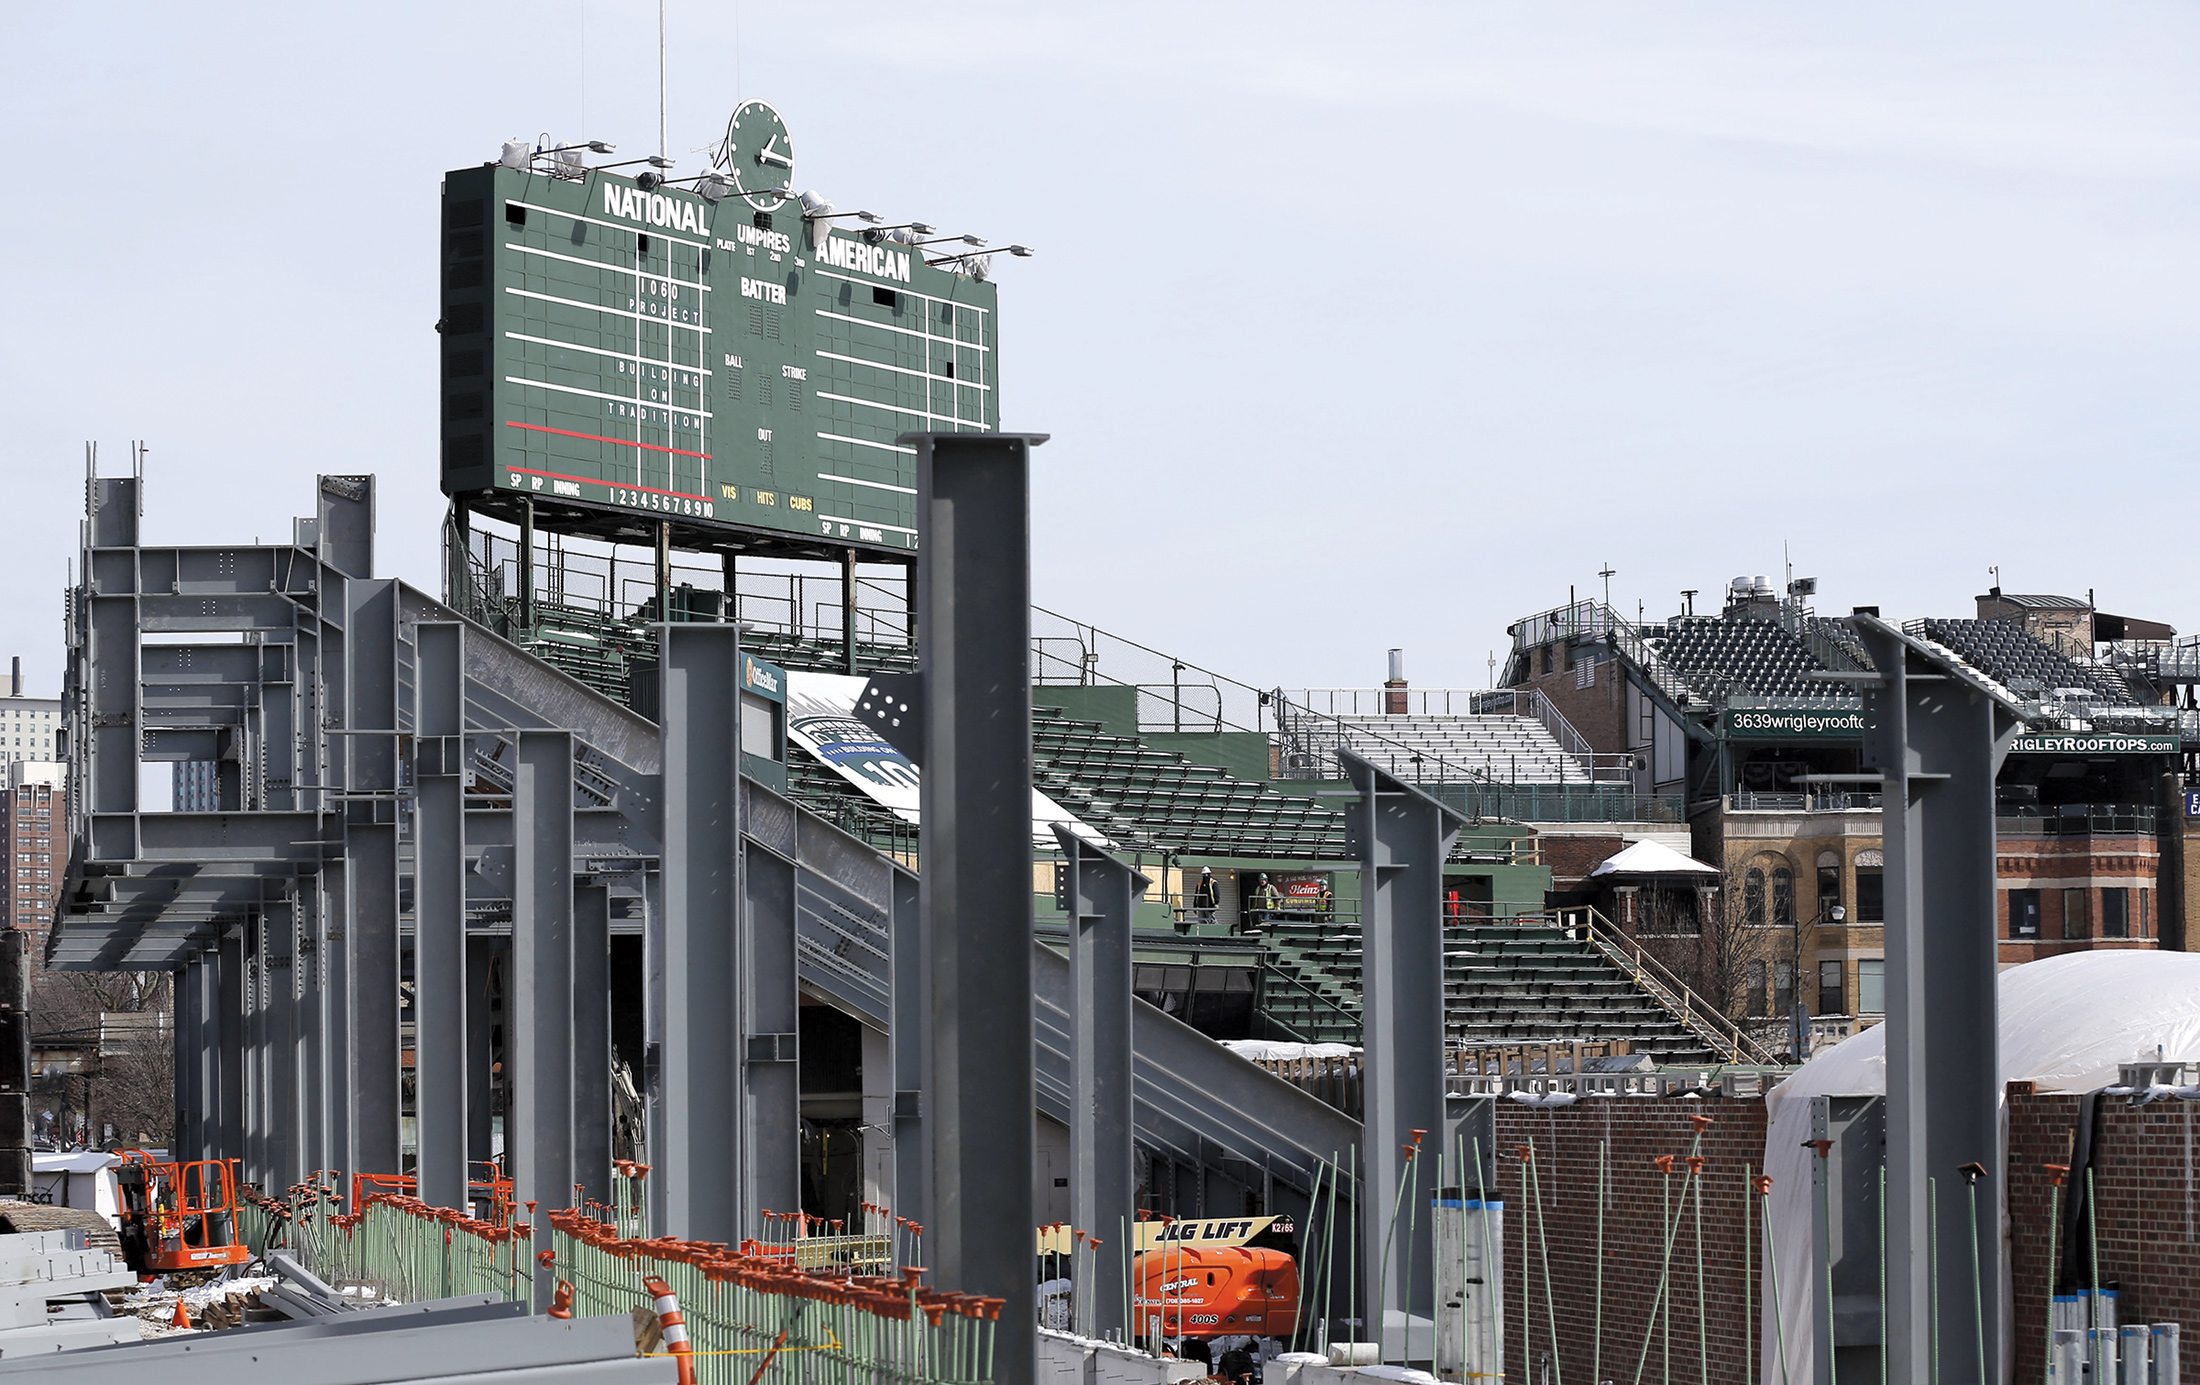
[466, 936, 497, 1171]
[346, 823, 401, 1179]
[347, 575, 403, 1180]
[1343, 749, 1464, 1358]
[171, 954, 202, 1164]
[297, 883, 327, 1177]
[265, 896, 301, 1190]
[1054, 824, 1145, 1340]
[245, 918, 269, 1184]
[321, 859, 352, 1180]
[658, 624, 743, 1242]
[215, 928, 246, 1168]
[513, 730, 575, 1302]
[910, 431, 1046, 1385]
[413, 621, 469, 1207]
[744, 844, 800, 1222]
[890, 867, 927, 1226]
[1854, 620, 2020, 1385]
[573, 882, 612, 1209]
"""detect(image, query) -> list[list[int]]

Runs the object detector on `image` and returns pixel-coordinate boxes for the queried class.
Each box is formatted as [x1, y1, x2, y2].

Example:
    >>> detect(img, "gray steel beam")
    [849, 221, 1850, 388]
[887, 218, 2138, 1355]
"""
[657, 624, 743, 1242]
[744, 844, 800, 1222]
[347, 824, 401, 1180]
[266, 896, 301, 1190]
[1342, 749, 1464, 1356]
[215, 927, 246, 1167]
[513, 729, 575, 1303]
[322, 859, 352, 1181]
[1054, 825, 1145, 1340]
[1854, 619, 2022, 1385]
[467, 936, 498, 1172]
[907, 430, 1047, 1382]
[297, 885, 326, 1178]
[573, 882, 611, 1209]
[890, 867, 927, 1226]
[246, 917, 269, 1185]
[347, 575, 403, 1181]
[172, 953, 203, 1163]
[414, 621, 470, 1207]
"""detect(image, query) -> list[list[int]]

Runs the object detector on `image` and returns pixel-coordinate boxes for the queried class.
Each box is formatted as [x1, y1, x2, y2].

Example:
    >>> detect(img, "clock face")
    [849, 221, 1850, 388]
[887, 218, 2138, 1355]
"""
[718, 101, 794, 210]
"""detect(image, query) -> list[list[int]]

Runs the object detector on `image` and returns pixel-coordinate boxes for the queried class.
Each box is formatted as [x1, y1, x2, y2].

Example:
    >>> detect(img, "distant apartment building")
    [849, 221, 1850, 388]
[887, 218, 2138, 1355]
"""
[0, 659, 58, 766]
[0, 761, 64, 944]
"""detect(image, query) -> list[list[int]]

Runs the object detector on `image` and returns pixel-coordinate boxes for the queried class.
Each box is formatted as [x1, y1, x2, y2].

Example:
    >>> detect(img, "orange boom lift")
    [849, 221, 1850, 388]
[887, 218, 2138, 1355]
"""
[113, 1153, 251, 1275]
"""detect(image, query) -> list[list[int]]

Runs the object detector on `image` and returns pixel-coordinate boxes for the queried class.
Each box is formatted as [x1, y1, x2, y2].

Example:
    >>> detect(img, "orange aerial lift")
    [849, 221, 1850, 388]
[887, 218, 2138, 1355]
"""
[113, 1153, 252, 1275]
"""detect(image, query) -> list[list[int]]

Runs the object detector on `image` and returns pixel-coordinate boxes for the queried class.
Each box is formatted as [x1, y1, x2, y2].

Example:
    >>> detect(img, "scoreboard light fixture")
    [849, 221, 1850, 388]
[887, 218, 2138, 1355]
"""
[909, 234, 987, 250]
[929, 245, 1034, 266]
[538, 140, 616, 156]
[862, 222, 937, 245]
[599, 155, 676, 171]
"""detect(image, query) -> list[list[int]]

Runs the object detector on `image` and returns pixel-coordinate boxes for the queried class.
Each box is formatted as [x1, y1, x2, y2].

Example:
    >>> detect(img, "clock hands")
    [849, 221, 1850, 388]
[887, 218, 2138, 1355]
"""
[757, 135, 792, 169]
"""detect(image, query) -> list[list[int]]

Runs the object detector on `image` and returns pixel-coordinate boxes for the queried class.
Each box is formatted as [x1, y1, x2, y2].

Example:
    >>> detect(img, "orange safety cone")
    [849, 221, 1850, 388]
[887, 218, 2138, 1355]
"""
[170, 1300, 193, 1331]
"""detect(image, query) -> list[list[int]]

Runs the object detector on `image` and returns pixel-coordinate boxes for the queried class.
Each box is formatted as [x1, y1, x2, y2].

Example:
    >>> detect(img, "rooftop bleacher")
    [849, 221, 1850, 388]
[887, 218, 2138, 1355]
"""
[1912, 617, 2135, 705]
[1648, 615, 1832, 699]
[1299, 713, 1593, 784]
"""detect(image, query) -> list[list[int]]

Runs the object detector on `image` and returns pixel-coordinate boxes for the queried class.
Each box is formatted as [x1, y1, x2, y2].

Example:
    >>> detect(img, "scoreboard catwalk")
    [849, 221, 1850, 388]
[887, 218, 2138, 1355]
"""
[439, 107, 1000, 558]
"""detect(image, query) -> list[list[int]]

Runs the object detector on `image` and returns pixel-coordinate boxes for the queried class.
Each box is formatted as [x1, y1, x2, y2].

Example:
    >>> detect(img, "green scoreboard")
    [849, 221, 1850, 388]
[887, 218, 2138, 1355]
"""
[438, 103, 999, 557]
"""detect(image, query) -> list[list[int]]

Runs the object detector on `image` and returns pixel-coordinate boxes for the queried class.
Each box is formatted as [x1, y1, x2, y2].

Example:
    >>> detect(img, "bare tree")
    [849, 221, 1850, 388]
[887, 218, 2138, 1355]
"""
[28, 960, 172, 1148]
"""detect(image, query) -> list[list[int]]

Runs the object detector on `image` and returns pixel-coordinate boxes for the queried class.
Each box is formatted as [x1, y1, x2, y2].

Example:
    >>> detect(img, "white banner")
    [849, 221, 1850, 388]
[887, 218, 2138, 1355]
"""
[783, 671, 1109, 848]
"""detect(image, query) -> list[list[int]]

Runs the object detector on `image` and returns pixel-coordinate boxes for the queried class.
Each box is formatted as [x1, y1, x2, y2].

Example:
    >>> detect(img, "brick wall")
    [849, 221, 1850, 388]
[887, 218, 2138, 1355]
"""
[1485, 1091, 2200, 1385]
[1492, 1097, 1768, 1385]
[2006, 1089, 2200, 1382]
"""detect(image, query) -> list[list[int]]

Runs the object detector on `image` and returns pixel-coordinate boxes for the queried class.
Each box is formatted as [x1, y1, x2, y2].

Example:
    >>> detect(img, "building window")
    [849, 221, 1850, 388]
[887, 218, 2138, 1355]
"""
[1857, 959, 1886, 1015]
[2101, 888, 2129, 940]
[2140, 890, 2151, 939]
[1774, 961, 1794, 1018]
[2009, 888, 2042, 940]
[1773, 868, 1795, 928]
[1819, 959, 1845, 1016]
[1744, 869, 1766, 927]
[1747, 960, 1767, 1018]
[2062, 888, 2089, 940]
[1816, 856, 1841, 914]
[1856, 868, 1884, 923]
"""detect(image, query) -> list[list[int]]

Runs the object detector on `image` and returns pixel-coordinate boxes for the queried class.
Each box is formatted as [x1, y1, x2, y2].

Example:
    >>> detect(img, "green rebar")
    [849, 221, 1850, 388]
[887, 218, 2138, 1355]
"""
[1474, 1136, 1496, 1381]
[1631, 1156, 1693, 1385]
[1596, 1142, 1608, 1385]
[1761, 1185, 1790, 1385]
[1376, 1144, 1416, 1363]
[1527, 1141, 1563, 1385]
[1929, 1177, 1941, 1385]
[2087, 1166, 2103, 1385]
[2044, 1173, 2064, 1385]
[1693, 1160, 1708, 1385]
[1520, 1151, 1534, 1385]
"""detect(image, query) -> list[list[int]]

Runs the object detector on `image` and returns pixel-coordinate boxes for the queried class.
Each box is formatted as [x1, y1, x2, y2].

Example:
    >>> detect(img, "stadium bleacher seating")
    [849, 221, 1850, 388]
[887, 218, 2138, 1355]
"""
[1647, 616, 1830, 698]
[1914, 617, 2134, 704]
[1301, 714, 1591, 784]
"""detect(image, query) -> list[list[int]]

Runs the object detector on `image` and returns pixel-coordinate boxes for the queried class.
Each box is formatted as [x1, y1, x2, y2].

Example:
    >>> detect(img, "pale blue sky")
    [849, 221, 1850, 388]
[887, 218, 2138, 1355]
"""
[4, 3, 2196, 696]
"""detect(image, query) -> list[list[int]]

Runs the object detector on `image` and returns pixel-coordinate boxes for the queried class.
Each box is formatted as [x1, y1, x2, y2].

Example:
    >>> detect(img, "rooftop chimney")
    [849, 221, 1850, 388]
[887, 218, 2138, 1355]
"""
[8, 658, 16, 699]
[1384, 648, 1407, 715]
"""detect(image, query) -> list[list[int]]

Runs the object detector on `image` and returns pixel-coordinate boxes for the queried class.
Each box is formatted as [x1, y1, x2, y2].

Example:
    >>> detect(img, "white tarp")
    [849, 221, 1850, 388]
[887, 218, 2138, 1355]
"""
[783, 671, 1110, 848]
[1761, 950, 2200, 1382]
[1588, 838, 1719, 877]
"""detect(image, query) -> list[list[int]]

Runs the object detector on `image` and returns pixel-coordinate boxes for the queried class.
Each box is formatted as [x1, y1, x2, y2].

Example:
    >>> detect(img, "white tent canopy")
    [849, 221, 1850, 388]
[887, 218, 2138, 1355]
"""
[1761, 950, 2200, 1380]
[1588, 839, 1719, 877]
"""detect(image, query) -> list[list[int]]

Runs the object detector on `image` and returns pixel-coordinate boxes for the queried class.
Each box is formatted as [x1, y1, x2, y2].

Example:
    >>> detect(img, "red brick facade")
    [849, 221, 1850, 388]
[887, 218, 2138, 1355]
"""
[1996, 835, 2162, 961]
[1486, 1091, 2199, 1384]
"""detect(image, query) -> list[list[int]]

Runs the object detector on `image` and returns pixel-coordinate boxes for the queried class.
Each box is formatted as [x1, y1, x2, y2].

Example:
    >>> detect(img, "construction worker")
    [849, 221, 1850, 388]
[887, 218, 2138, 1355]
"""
[1245, 874, 1279, 936]
[1191, 868, 1221, 932]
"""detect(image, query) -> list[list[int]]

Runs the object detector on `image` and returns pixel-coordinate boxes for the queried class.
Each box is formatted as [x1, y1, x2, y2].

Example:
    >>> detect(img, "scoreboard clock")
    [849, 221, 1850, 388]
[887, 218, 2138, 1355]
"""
[438, 104, 1000, 556]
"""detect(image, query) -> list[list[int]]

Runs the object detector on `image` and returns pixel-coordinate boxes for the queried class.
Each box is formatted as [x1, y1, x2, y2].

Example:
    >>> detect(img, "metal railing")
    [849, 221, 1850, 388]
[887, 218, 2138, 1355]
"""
[1728, 791, 1883, 813]
[1995, 804, 2158, 836]
[1563, 906, 1782, 1066]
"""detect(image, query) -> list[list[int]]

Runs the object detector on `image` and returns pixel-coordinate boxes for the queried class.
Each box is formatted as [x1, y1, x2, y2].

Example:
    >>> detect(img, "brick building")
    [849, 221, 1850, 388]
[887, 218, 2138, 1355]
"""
[0, 762, 64, 946]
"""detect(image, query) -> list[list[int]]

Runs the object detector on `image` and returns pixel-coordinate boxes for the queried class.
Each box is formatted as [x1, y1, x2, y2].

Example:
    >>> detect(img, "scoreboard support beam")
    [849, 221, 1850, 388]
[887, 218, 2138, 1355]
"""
[843, 550, 860, 674]
[519, 498, 537, 634]
[909, 431, 1047, 1385]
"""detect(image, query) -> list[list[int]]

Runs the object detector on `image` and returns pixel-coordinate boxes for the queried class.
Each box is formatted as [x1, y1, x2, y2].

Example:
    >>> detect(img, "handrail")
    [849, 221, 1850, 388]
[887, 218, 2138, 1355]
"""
[1256, 956, 1363, 1042]
[1564, 905, 1781, 1066]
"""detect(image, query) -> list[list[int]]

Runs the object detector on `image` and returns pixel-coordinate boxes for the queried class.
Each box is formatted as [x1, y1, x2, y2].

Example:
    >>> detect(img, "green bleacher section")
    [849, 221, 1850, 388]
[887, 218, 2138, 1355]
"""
[1257, 916, 1722, 1063]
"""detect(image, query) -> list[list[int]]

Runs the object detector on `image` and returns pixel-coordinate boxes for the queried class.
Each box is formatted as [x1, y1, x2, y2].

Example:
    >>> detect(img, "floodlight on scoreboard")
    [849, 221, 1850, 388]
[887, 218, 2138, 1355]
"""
[439, 100, 1019, 561]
